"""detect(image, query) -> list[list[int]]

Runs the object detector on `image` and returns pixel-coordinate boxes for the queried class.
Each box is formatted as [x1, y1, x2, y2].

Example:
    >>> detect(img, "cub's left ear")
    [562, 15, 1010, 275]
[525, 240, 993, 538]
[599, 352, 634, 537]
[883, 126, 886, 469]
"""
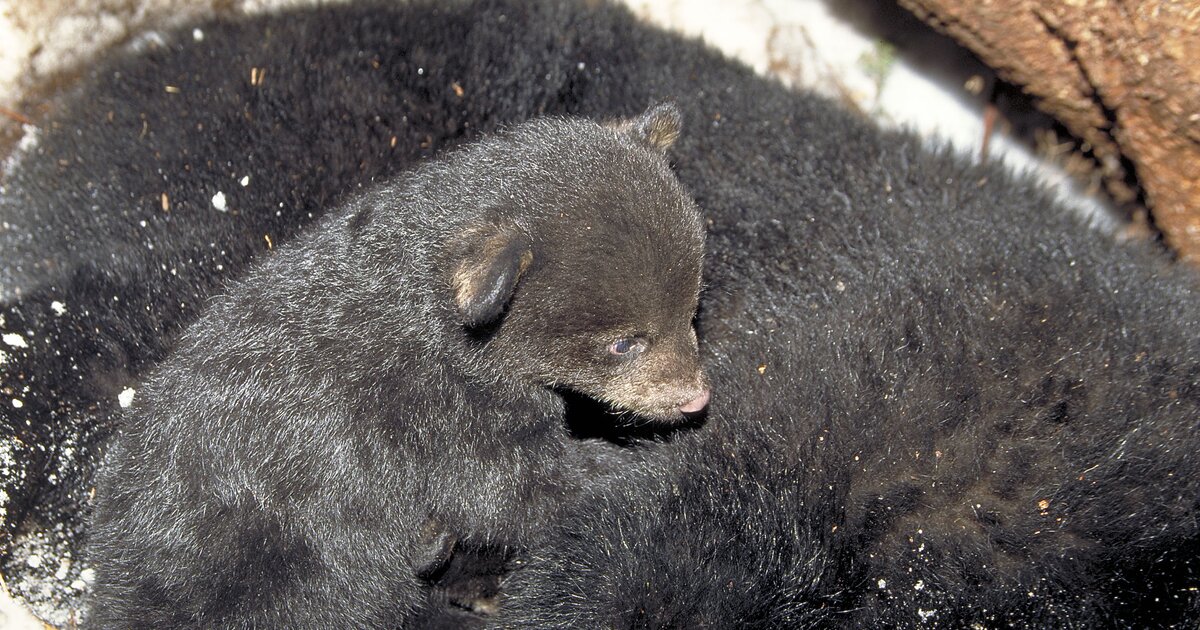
[448, 221, 533, 328]
[609, 103, 682, 152]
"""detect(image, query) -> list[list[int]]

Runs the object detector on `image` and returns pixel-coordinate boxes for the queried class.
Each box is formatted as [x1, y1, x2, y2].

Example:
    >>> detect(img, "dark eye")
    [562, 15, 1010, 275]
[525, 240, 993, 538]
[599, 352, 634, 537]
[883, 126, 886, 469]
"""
[609, 337, 646, 357]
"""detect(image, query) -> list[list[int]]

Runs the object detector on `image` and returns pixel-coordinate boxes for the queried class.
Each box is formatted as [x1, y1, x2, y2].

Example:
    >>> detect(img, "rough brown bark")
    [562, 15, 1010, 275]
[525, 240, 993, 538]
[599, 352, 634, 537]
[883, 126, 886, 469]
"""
[897, 0, 1200, 262]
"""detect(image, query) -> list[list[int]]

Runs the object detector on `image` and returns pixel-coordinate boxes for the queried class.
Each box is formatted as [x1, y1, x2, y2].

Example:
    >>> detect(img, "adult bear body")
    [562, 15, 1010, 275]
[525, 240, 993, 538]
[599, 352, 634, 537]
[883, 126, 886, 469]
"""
[0, 0, 1196, 626]
[494, 142, 1200, 625]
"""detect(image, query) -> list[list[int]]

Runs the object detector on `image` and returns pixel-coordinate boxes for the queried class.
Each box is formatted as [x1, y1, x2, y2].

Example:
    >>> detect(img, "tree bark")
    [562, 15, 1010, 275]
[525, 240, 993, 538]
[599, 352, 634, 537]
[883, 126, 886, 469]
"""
[897, 0, 1200, 262]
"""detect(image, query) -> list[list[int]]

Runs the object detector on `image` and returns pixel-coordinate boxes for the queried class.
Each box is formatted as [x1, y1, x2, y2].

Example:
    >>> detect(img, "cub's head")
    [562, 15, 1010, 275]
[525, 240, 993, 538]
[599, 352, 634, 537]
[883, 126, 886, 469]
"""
[445, 105, 708, 423]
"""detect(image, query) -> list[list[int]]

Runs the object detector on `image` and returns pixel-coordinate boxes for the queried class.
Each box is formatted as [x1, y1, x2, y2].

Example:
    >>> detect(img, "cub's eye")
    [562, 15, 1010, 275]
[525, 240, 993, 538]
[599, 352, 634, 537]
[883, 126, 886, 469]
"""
[609, 337, 646, 357]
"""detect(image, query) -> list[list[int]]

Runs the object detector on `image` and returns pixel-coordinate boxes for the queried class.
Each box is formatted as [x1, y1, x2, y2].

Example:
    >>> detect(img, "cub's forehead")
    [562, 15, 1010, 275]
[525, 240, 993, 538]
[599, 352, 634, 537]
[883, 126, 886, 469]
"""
[534, 198, 704, 301]
[490, 127, 703, 230]
[529, 248, 703, 338]
[468, 115, 705, 251]
[530, 175, 704, 259]
[504, 117, 668, 175]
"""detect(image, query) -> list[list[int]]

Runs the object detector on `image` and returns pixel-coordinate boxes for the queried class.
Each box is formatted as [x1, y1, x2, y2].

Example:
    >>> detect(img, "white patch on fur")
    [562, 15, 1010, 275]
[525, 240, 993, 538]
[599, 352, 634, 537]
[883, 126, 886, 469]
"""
[2, 125, 40, 177]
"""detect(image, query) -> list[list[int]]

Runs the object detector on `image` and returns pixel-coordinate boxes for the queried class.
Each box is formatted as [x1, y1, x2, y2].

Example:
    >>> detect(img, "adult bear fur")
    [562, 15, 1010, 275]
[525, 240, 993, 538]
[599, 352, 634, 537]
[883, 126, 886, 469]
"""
[494, 158, 1200, 626]
[0, 0, 1196, 625]
[84, 111, 707, 628]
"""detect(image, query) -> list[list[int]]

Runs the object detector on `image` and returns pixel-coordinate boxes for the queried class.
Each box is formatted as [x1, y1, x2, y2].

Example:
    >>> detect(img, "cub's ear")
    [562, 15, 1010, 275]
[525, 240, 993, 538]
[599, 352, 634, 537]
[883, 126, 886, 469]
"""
[609, 103, 682, 152]
[448, 221, 533, 328]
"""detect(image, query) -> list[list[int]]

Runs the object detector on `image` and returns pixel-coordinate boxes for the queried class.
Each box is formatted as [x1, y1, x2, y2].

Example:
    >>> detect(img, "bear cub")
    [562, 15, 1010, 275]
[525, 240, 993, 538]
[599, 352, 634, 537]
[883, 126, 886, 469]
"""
[84, 104, 708, 628]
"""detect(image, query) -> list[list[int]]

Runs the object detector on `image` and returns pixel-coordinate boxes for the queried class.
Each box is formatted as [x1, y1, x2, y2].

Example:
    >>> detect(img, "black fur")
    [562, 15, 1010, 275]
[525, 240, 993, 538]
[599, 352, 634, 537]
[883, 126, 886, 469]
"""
[0, 0, 1196, 626]
[495, 156, 1200, 625]
[80, 112, 706, 627]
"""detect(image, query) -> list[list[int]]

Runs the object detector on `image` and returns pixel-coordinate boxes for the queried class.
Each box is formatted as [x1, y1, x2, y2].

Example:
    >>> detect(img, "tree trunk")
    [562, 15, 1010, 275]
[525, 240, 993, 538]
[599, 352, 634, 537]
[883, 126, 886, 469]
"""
[897, 0, 1200, 262]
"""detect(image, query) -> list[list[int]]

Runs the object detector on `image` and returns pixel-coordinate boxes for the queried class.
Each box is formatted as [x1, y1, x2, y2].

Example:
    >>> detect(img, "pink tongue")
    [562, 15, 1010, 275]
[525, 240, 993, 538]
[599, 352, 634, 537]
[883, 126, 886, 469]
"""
[679, 389, 711, 414]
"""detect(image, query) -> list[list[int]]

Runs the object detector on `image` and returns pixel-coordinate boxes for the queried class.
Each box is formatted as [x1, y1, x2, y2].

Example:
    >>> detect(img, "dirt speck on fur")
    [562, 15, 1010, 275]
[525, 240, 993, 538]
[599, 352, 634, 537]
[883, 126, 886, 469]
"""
[4, 520, 91, 627]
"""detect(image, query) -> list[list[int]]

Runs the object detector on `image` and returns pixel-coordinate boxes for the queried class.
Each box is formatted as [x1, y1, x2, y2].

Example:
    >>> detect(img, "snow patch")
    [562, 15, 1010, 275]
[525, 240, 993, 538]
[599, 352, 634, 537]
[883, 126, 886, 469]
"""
[16, 124, 39, 153]
[1, 124, 40, 178]
[127, 30, 167, 53]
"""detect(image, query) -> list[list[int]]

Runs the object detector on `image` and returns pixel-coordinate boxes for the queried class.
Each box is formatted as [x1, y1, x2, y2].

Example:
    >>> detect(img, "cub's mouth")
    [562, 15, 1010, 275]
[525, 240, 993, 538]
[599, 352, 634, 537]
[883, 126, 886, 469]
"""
[557, 383, 711, 444]
[606, 376, 712, 424]
[627, 389, 711, 423]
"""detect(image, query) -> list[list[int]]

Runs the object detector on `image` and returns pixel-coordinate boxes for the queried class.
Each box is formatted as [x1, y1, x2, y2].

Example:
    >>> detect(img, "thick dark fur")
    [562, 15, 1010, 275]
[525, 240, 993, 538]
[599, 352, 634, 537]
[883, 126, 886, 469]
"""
[82, 111, 707, 627]
[0, 0, 1196, 626]
[493, 154, 1200, 625]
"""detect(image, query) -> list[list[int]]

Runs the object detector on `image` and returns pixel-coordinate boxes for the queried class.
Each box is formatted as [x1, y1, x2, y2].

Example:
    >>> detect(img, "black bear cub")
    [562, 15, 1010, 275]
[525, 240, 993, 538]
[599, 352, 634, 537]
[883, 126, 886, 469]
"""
[84, 105, 708, 628]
